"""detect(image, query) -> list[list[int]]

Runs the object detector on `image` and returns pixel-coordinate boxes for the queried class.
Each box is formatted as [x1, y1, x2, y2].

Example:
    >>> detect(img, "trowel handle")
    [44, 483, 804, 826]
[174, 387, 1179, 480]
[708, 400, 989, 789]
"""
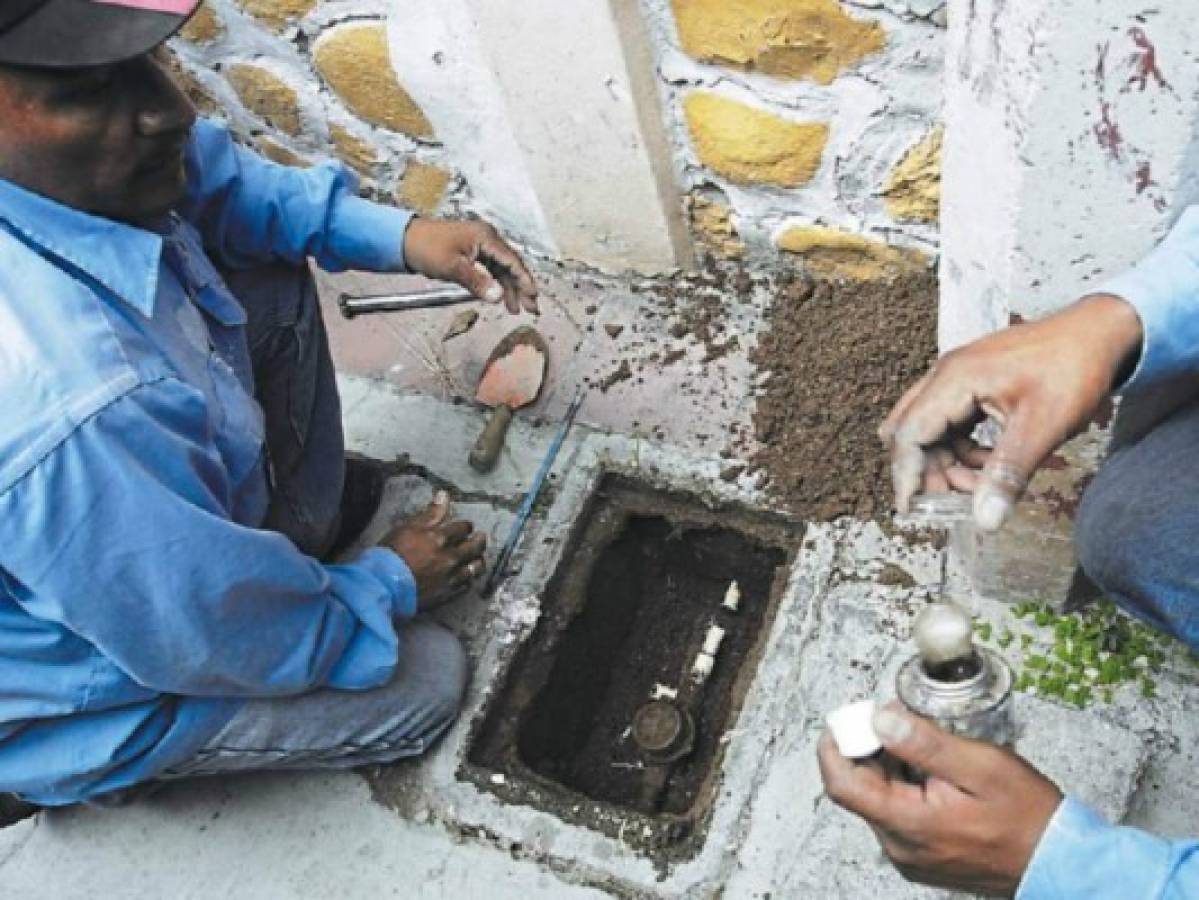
[469, 405, 514, 473]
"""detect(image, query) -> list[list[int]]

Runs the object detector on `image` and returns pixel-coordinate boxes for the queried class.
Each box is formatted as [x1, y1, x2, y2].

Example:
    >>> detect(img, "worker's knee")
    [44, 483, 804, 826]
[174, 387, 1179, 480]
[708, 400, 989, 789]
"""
[394, 621, 469, 742]
[1075, 459, 1145, 598]
[1076, 441, 1199, 647]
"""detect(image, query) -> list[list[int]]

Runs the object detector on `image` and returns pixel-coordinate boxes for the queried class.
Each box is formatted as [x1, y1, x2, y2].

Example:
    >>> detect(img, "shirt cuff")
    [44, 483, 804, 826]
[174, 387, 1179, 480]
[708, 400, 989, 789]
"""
[1016, 798, 1103, 899]
[352, 547, 419, 621]
[326, 192, 416, 273]
[1095, 206, 1199, 394]
[1015, 796, 1185, 900]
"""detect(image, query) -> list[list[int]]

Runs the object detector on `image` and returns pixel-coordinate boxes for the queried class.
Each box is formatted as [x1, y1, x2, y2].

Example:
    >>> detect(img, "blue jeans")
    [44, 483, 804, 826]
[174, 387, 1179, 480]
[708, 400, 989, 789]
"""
[162, 263, 467, 776]
[1076, 392, 1199, 650]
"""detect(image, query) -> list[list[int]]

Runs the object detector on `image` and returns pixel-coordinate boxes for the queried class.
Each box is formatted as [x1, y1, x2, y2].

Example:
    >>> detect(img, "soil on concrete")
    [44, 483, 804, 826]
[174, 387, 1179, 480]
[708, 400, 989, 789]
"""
[466, 475, 796, 861]
[646, 261, 748, 365]
[581, 259, 754, 403]
[598, 358, 633, 392]
[750, 272, 938, 520]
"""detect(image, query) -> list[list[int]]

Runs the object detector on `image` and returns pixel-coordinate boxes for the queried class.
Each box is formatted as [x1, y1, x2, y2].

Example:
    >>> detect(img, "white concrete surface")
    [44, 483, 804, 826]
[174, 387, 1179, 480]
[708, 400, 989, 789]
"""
[4, 384, 1195, 898]
[338, 403, 1153, 898]
[939, 0, 1199, 349]
[0, 773, 607, 900]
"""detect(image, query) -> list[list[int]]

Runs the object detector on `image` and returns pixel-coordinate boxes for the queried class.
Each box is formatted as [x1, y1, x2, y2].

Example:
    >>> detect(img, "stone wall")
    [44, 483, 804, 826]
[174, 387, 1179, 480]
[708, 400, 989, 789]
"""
[171, 0, 947, 279]
[643, 0, 946, 278]
[171, 0, 458, 217]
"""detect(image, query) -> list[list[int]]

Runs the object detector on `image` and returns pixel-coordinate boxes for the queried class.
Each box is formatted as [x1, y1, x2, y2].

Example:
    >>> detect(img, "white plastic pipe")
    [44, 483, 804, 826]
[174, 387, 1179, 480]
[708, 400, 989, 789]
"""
[722, 581, 742, 612]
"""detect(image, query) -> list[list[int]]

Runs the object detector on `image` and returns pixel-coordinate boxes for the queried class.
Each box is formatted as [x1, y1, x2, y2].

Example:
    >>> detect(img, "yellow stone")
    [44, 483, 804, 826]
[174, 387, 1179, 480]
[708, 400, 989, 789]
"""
[776, 226, 928, 280]
[237, 0, 315, 31]
[330, 125, 378, 176]
[227, 64, 302, 136]
[884, 126, 942, 223]
[255, 137, 308, 168]
[398, 162, 453, 214]
[315, 25, 434, 139]
[685, 93, 828, 187]
[179, 1, 223, 44]
[672, 0, 885, 86]
[689, 194, 745, 259]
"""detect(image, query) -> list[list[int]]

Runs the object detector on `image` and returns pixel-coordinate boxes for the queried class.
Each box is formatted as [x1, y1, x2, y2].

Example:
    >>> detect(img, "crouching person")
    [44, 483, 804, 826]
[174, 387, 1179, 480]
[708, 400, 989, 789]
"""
[0, 0, 538, 822]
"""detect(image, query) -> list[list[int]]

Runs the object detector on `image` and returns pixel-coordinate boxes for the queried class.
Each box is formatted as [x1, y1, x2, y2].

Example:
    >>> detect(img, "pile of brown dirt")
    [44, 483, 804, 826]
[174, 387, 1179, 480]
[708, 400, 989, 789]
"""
[750, 272, 938, 520]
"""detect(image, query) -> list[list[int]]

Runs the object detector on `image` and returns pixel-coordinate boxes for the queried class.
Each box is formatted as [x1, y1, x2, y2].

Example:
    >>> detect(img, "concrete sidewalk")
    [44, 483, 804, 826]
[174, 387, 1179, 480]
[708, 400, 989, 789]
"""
[3, 374, 1196, 899]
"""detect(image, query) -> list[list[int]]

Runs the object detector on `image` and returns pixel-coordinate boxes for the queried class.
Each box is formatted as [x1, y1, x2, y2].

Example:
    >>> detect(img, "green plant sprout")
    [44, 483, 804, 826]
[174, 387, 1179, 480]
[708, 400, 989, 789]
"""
[974, 600, 1183, 710]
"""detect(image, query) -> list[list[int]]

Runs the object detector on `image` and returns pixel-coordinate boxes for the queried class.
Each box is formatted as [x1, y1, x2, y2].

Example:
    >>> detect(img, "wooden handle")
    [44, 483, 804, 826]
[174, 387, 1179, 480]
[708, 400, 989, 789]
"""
[469, 405, 514, 473]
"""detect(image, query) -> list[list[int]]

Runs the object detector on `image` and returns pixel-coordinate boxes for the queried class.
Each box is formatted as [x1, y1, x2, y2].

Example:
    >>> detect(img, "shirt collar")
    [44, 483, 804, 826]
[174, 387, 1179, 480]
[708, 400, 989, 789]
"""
[0, 177, 163, 318]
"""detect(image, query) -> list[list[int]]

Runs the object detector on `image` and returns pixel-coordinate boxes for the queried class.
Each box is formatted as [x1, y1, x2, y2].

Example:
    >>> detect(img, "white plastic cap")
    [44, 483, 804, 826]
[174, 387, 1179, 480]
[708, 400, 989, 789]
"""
[826, 699, 882, 758]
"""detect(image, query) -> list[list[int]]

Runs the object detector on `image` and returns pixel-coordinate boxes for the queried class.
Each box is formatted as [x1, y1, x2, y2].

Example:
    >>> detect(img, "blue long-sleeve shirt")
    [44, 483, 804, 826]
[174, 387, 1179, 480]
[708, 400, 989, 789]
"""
[0, 119, 418, 805]
[1015, 209, 1199, 898]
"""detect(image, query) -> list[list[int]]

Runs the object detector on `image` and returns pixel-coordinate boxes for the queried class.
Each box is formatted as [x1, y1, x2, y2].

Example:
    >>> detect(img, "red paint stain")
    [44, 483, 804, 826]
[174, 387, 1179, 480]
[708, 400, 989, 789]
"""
[1135, 160, 1156, 194]
[1094, 102, 1123, 161]
[1127, 27, 1171, 92]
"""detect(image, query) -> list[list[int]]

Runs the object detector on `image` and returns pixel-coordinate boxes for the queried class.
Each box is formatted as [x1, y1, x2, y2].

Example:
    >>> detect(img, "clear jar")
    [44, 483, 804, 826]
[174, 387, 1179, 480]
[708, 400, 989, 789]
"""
[895, 646, 1014, 747]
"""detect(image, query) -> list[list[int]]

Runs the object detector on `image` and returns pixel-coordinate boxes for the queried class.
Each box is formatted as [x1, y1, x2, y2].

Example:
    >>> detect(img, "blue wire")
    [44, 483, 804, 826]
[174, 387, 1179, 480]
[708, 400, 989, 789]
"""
[484, 388, 586, 595]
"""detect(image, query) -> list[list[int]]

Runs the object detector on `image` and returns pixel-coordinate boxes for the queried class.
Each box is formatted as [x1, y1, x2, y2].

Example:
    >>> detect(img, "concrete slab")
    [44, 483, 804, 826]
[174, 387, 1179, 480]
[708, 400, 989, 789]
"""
[321, 263, 770, 460]
[363, 428, 809, 897]
[337, 375, 591, 507]
[725, 522, 1147, 900]
[4, 381, 1194, 899]
[0, 774, 607, 900]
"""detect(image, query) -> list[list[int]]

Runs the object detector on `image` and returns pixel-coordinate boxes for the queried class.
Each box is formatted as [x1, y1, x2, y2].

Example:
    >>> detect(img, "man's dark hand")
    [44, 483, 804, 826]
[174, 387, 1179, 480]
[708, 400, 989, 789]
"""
[381, 491, 487, 610]
[818, 704, 1062, 897]
[880, 294, 1142, 531]
[403, 217, 539, 315]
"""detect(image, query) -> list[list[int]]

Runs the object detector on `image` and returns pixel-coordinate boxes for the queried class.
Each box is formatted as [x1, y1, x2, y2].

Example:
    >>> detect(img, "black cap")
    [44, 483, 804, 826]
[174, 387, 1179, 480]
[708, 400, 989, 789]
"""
[0, 0, 201, 68]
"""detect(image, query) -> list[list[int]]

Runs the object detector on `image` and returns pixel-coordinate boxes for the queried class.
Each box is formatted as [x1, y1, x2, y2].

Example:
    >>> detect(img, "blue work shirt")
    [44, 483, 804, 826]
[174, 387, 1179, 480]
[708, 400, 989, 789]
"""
[0, 119, 418, 805]
[1016, 209, 1199, 898]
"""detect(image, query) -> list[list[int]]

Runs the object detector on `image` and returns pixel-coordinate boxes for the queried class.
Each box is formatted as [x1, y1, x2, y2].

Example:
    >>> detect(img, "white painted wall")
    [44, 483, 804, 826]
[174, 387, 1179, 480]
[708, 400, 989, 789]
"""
[385, 0, 558, 259]
[387, 0, 692, 274]
[940, 0, 1199, 350]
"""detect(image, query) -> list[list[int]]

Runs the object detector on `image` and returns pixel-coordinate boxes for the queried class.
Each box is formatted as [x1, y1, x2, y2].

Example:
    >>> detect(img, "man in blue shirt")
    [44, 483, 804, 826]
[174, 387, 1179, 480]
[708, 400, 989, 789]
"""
[0, 0, 538, 821]
[818, 207, 1199, 887]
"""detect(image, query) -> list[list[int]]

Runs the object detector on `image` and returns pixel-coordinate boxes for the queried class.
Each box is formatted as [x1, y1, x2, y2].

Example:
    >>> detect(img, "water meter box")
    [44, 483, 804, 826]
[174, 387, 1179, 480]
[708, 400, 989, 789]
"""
[464, 475, 796, 861]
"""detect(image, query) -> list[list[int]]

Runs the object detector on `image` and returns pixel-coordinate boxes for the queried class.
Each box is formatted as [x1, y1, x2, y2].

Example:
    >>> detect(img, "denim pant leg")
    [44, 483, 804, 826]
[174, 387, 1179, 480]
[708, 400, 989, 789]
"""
[220, 261, 345, 559]
[165, 622, 468, 777]
[1076, 394, 1199, 650]
[155, 266, 468, 780]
